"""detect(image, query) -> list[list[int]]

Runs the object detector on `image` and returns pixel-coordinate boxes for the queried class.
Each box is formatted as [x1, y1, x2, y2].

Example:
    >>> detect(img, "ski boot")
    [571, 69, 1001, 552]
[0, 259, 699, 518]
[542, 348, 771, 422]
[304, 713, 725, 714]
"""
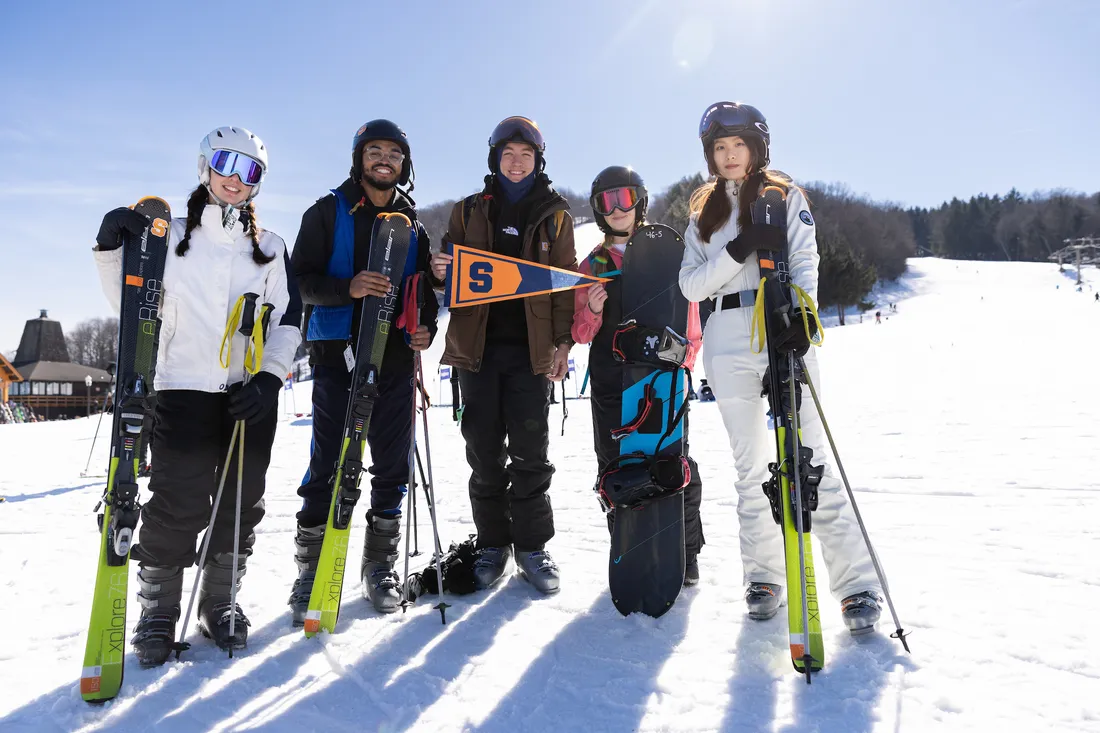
[473, 545, 513, 589]
[841, 591, 882, 635]
[360, 510, 402, 613]
[197, 552, 250, 652]
[131, 565, 183, 667]
[288, 523, 325, 627]
[745, 582, 785, 620]
[515, 549, 560, 595]
[684, 555, 700, 587]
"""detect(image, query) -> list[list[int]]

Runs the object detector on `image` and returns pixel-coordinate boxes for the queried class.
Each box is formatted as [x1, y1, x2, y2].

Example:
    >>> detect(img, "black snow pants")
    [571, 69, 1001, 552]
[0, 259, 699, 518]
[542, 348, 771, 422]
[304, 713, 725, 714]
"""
[456, 342, 555, 552]
[132, 390, 277, 568]
[296, 363, 414, 528]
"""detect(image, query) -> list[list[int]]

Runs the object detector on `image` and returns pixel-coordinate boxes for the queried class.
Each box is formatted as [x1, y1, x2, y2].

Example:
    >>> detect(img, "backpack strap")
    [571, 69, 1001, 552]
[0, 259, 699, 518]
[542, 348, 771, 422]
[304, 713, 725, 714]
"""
[545, 209, 565, 245]
[459, 194, 478, 240]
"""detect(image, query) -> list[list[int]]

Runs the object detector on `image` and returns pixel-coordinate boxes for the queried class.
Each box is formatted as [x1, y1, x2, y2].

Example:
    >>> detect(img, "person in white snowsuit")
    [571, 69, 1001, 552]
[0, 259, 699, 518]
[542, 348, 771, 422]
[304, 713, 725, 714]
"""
[678, 102, 883, 634]
[93, 126, 302, 664]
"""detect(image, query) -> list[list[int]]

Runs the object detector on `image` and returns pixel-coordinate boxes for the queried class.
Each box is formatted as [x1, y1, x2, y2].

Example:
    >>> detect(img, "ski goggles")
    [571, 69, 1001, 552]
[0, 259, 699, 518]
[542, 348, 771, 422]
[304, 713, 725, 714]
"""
[592, 186, 642, 216]
[489, 116, 545, 151]
[209, 150, 265, 186]
[698, 101, 768, 139]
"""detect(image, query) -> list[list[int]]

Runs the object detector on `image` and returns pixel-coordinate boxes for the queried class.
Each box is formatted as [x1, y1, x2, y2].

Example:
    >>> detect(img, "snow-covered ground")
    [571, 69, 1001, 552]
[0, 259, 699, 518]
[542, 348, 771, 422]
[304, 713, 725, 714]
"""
[2, 256, 1099, 732]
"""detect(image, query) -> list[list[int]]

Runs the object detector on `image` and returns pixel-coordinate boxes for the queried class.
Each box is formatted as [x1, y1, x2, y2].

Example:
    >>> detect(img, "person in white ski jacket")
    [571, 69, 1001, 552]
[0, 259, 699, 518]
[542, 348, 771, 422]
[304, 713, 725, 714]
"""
[679, 102, 883, 634]
[92, 126, 301, 665]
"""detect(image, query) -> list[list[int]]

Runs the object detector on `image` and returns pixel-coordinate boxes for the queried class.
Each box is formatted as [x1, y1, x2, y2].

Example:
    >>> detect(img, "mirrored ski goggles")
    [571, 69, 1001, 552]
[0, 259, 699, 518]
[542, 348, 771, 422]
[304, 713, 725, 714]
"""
[592, 186, 642, 216]
[209, 150, 265, 186]
[698, 102, 768, 139]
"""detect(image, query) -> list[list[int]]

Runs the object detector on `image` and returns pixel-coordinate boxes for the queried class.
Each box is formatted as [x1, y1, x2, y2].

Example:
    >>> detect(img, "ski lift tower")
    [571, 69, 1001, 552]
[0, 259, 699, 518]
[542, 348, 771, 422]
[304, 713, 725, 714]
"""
[1049, 237, 1100, 285]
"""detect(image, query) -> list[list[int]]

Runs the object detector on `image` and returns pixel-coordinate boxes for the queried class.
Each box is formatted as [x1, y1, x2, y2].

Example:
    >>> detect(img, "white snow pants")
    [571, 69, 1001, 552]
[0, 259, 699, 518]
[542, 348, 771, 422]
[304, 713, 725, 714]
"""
[702, 306, 881, 600]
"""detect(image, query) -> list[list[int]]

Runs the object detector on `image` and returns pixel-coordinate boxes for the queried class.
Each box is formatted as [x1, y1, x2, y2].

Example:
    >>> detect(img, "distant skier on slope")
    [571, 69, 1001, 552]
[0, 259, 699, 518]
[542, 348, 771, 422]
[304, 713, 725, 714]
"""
[93, 126, 301, 665]
[677, 101, 883, 633]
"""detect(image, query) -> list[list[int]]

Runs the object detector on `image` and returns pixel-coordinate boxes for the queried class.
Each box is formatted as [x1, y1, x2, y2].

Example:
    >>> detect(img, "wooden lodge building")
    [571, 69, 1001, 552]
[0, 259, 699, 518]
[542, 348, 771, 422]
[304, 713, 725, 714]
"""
[7, 310, 112, 420]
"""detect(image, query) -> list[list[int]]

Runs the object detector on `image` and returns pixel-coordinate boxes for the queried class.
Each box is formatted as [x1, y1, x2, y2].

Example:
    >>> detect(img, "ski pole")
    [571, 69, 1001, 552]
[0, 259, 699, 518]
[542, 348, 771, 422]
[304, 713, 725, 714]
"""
[227, 419, 245, 657]
[176, 420, 239, 658]
[81, 400, 108, 477]
[227, 300, 272, 657]
[410, 455, 420, 557]
[416, 352, 449, 624]
[401, 377, 418, 609]
[797, 355, 910, 652]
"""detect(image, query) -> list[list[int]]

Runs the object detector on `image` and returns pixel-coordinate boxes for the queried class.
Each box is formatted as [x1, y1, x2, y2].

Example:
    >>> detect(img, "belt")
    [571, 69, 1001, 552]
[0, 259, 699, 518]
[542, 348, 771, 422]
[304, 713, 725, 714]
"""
[715, 290, 756, 311]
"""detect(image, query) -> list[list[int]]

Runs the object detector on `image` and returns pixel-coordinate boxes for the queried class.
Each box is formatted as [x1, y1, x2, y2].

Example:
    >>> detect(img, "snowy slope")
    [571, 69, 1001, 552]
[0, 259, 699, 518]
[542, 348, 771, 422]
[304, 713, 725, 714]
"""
[1, 258, 1099, 733]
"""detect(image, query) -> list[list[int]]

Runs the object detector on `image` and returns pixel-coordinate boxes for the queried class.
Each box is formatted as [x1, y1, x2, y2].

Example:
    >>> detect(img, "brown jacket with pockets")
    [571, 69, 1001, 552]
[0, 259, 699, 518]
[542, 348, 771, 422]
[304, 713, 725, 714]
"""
[435, 178, 576, 374]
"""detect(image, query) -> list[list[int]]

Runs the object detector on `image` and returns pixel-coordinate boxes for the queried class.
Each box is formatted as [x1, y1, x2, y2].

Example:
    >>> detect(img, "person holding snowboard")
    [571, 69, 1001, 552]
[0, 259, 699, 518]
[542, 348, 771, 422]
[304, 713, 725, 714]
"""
[429, 116, 575, 595]
[678, 102, 883, 633]
[289, 119, 438, 619]
[571, 166, 706, 585]
[93, 126, 301, 663]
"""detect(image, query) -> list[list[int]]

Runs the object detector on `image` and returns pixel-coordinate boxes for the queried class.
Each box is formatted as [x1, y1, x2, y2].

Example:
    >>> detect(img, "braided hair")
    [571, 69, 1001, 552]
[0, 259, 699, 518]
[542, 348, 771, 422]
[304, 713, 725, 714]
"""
[174, 184, 274, 265]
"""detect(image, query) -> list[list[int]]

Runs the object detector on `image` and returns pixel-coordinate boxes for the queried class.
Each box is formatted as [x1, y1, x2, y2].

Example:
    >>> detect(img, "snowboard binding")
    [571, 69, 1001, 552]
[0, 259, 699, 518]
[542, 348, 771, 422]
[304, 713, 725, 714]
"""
[596, 453, 691, 512]
[612, 320, 688, 370]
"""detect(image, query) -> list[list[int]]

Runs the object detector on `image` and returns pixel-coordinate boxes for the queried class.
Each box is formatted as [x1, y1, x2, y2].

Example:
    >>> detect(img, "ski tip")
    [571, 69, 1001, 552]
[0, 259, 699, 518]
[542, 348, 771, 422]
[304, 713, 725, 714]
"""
[135, 195, 170, 208]
[378, 211, 413, 227]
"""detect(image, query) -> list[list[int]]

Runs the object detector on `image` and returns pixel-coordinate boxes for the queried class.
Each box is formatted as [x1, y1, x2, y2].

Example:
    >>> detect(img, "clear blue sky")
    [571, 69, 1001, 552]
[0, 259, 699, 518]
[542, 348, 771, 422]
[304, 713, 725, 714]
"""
[2, 0, 1097, 353]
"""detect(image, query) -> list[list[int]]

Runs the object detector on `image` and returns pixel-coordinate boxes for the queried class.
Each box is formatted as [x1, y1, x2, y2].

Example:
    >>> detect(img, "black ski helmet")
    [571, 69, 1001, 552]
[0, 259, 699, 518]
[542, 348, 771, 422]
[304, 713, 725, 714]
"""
[487, 116, 546, 175]
[697, 101, 770, 175]
[589, 166, 648, 237]
[351, 119, 413, 186]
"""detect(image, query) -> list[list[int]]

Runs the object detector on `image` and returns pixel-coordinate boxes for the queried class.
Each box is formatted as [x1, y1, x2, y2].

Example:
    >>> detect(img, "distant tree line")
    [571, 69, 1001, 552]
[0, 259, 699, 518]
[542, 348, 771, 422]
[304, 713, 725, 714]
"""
[908, 189, 1100, 262]
[413, 177, 1100, 325]
[65, 317, 118, 371]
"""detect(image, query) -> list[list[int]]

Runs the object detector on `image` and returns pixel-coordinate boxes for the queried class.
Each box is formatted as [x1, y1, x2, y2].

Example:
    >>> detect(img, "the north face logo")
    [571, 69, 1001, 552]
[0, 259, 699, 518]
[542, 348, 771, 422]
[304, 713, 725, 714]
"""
[502, 226, 519, 236]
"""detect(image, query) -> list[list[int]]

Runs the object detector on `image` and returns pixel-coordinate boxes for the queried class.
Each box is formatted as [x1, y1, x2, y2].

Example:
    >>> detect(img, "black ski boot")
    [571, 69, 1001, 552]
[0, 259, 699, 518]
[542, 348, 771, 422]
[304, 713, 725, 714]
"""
[131, 565, 183, 667]
[288, 524, 325, 627]
[361, 511, 402, 613]
[197, 553, 250, 652]
[684, 555, 700, 587]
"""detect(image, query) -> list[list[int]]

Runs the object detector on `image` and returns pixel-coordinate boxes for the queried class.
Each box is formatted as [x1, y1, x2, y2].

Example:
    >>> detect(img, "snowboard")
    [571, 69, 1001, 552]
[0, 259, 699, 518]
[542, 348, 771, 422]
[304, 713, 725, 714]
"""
[753, 186, 825, 679]
[81, 197, 170, 703]
[304, 212, 414, 637]
[606, 224, 690, 618]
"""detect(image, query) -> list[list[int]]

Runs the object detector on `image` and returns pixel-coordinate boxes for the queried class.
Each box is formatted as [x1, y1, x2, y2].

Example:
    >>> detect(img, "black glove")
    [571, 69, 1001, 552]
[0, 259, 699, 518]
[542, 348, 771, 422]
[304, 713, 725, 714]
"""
[725, 223, 787, 264]
[227, 372, 284, 425]
[771, 308, 818, 358]
[96, 207, 150, 251]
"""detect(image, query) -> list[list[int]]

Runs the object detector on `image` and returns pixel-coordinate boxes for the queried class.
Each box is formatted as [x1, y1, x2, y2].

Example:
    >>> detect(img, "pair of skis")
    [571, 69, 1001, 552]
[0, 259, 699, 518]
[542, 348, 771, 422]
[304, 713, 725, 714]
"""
[81, 197, 171, 703]
[754, 187, 911, 682]
[303, 213, 414, 636]
[753, 187, 826, 682]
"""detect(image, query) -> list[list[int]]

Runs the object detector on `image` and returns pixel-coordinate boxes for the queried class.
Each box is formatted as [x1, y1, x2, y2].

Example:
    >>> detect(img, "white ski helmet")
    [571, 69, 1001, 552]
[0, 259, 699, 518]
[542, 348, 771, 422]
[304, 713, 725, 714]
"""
[198, 126, 268, 201]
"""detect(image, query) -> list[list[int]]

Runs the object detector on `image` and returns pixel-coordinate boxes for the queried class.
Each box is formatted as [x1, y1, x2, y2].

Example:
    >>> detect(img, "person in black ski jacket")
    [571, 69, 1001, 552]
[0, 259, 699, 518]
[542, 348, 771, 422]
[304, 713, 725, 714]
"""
[429, 116, 576, 596]
[93, 126, 301, 665]
[289, 120, 438, 619]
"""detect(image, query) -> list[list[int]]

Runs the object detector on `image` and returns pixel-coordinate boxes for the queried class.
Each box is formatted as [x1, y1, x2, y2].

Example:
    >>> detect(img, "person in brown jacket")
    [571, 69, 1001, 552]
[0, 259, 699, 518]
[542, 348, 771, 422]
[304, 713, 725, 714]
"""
[430, 116, 575, 595]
